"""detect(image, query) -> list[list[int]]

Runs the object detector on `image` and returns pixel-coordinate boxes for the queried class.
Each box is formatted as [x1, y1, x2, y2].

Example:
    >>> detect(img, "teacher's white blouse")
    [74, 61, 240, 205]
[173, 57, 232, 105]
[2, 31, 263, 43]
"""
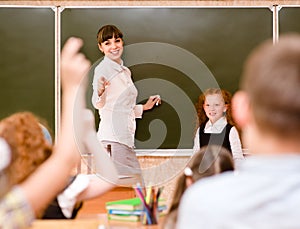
[92, 56, 143, 148]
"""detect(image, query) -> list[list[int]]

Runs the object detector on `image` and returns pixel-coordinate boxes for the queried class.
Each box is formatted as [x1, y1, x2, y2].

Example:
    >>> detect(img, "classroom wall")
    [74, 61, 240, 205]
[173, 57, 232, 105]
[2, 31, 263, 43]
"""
[1, 0, 300, 216]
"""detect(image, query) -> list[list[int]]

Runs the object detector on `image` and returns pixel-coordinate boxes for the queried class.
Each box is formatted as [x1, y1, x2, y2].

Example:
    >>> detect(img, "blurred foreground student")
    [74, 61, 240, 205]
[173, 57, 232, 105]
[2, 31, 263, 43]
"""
[193, 88, 244, 163]
[163, 145, 234, 229]
[177, 34, 300, 228]
[0, 112, 116, 220]
[0, 37, 91, 228]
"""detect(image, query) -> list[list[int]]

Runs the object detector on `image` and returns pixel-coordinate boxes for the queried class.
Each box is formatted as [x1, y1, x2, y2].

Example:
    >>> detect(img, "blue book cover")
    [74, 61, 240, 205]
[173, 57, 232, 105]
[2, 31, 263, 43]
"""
[108, 205, 167, 215]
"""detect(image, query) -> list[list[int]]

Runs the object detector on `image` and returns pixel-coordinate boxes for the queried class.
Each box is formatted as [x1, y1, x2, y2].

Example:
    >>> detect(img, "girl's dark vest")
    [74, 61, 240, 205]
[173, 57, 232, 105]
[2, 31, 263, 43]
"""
[199, 123, 233, 154]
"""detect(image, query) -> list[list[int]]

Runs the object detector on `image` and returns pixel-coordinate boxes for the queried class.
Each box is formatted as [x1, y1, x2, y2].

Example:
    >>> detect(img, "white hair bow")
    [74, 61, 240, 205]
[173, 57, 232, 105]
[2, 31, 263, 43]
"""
[0, 137, 11, 171]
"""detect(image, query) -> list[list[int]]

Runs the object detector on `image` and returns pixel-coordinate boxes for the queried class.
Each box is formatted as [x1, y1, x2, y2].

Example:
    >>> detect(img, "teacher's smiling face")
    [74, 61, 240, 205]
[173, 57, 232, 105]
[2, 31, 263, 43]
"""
[98, 36, 124, 65]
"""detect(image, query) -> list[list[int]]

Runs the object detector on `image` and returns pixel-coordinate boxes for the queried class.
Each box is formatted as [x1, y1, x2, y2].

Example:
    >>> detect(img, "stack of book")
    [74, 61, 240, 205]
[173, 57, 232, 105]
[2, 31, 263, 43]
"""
[106, 197, 167, 222]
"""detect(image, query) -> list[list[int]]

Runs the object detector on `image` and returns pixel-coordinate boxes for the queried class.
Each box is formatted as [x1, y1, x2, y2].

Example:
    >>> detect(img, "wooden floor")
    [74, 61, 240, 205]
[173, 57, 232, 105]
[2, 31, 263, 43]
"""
[77, 187, 136, 216]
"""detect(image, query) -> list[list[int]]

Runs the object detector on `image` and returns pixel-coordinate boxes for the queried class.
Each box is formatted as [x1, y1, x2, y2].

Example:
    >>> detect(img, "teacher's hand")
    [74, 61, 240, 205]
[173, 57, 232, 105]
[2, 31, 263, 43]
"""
[143, 95, 161, 111]
[97, 76, 110, 96]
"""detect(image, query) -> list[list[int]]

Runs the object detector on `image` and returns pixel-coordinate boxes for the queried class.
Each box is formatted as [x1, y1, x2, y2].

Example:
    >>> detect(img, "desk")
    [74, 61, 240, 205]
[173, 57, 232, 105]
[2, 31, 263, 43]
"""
[29, 214, 163, 229]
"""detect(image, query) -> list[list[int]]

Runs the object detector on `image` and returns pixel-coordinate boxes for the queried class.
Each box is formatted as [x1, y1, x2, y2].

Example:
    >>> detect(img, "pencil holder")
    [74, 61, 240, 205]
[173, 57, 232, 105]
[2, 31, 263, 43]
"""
[141, 205, 159, 225]
[134, 185, 164, 225]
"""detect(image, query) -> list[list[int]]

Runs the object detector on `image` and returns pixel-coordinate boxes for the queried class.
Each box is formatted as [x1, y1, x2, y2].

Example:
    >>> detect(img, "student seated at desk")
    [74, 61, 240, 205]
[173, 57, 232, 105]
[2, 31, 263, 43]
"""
[0, 112, 115, 220]
[162, 145, 234, 229]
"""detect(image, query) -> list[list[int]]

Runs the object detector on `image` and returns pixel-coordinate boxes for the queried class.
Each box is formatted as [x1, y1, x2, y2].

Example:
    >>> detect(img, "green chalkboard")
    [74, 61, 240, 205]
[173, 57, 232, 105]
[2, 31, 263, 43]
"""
[0, 7, 274, 149]
[61, 7, 272, 149]
[0, 7, 55, 131]
[279, 7, 300, 34]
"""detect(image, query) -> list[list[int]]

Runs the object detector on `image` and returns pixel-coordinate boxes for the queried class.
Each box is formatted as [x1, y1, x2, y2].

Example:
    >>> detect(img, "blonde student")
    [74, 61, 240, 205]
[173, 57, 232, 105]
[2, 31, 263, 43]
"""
[91, 25, 161, 182]
[193, 88, 244, 162]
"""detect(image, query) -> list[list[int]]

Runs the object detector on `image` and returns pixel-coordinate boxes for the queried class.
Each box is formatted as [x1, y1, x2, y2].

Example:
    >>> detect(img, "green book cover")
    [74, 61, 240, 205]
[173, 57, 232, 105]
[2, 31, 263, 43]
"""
[105, 197, 142, 211]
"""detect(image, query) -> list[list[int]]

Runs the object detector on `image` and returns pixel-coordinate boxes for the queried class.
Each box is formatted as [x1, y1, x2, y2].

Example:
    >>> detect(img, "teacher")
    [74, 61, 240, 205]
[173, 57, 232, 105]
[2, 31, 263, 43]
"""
[92, 25, 160, 185]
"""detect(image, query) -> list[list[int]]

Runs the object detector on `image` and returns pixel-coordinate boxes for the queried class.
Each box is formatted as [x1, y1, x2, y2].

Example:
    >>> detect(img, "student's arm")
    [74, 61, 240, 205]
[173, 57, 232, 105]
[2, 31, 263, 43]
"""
[19, 37, 91, 215]
[193, 128, 200, 153]
[229, 126, 244, 161]
[55, 174, 116, 218]
[76, 175, 115, 202]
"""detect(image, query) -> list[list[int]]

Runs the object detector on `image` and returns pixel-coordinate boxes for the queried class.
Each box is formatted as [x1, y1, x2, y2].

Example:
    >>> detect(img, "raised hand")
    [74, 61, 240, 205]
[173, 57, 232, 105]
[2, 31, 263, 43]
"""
[61, 37, 91, 91]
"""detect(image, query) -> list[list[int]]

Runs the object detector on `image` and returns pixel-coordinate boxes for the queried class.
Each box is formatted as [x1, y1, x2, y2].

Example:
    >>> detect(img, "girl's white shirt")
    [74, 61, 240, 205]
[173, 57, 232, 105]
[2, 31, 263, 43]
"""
[92, 56, 143, 148]
[193, 117, 244, 161]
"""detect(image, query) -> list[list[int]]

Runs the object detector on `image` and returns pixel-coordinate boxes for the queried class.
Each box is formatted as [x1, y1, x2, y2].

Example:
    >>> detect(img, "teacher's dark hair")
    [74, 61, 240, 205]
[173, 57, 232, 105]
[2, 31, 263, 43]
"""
[97, 24, 123, 44]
